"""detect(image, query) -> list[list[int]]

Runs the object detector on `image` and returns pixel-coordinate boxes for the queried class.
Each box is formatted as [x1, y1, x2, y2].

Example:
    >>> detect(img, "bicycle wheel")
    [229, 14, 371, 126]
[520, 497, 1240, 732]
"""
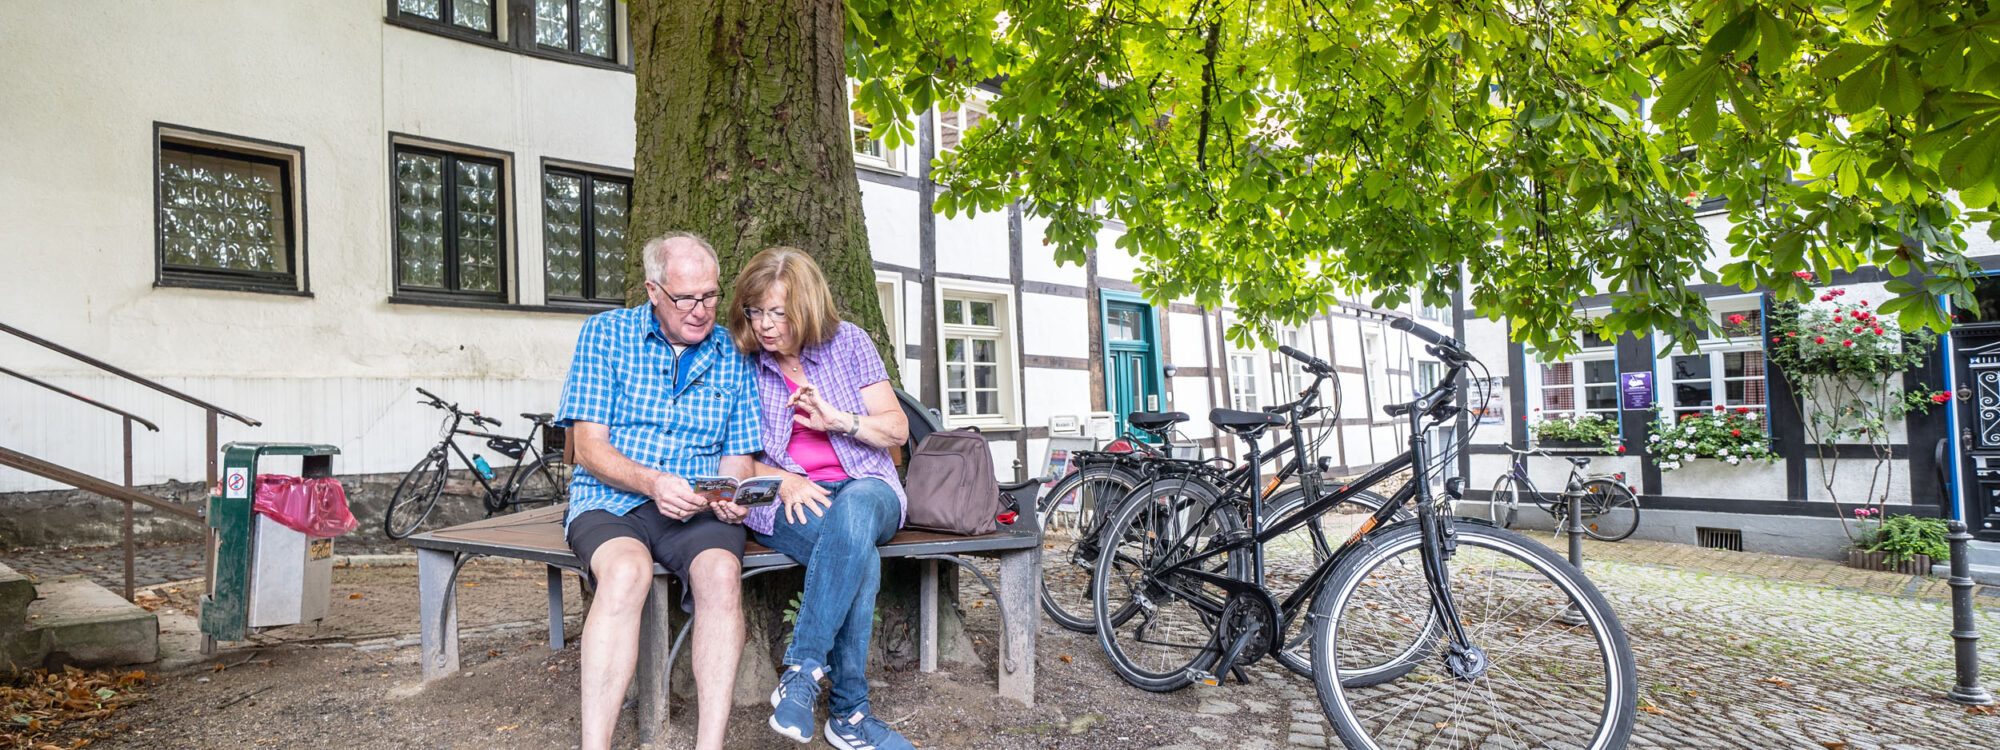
[1261, 486, 1432, 685]
[1486, 475, 1519, 528]
[1034, 464, 1142, 632]
[1579, 479, 1640, 542]
[1310, 521, 1637, 750]
[1091, 478, 1243, 692]
[507, 455, 569, 509]
[384, 450, 449, 539]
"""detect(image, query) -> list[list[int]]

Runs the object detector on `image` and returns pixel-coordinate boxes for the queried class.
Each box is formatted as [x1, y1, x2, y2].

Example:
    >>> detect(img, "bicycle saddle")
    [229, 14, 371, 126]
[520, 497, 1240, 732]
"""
[1566, 456, 1592, 467]
[1128, 411, 1189, 431]
[521, 412, 555, 425]
[1208, 408, 1285, 432]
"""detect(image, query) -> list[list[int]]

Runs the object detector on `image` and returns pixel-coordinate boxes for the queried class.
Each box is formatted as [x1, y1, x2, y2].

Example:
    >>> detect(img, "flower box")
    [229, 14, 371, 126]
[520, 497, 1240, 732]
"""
[1534, 439, 1603, 452]
[1846, 549, 1933, 575]
[1658, 458, 1787, 500]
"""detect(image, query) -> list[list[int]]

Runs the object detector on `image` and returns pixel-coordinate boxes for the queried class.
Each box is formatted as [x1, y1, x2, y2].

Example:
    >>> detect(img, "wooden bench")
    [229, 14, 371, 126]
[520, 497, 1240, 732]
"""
[407, 501, 1040, 746]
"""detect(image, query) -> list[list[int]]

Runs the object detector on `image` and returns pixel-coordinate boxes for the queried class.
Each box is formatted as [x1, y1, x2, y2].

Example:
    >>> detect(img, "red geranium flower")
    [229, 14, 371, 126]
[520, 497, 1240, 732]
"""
[1727, 314, 1747, 326]
[1794, 271, 1814, 280]
[1787, 332, 1798, 337]
[1842, 340, 1855, 347]
[1814, 336, 1825, 343]
[1737, 407, 1750, 413]
[1714, 405, 1725, 411]
[1731, 429, 1741, 437]
[1933, 393, 1953, 404]
[1616, 446, 1627, 453]
[1853, 326, 1864, 334]
[1859, 300, 1869, 307]
[1833, 315, 1843, 322]
[1819, 295, 1833, 302]
[1833, 289, 1846, 296]
[1872, 327, 1883, 335]
[1772, 337, 1782, 343]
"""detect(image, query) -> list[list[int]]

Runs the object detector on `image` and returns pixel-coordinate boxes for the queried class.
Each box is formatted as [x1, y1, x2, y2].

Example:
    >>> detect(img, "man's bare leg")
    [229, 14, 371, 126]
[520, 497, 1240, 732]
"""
[686, 547, 745, 750]
[579, 539, 654, 750]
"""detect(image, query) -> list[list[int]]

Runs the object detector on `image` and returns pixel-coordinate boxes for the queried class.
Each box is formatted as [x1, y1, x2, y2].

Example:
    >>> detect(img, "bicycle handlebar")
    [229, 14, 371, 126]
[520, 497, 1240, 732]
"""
[1277, 345, 1335, 375]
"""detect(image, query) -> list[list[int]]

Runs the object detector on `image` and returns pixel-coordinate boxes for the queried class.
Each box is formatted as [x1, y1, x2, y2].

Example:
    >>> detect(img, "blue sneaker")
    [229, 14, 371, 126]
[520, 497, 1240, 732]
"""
[825, 707, 916, 750]
[769, 661, 825, 742]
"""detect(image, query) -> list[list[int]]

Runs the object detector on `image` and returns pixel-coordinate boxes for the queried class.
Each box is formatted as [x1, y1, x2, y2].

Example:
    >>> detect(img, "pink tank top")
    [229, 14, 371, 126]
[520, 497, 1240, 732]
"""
[784, 375, 850, 482]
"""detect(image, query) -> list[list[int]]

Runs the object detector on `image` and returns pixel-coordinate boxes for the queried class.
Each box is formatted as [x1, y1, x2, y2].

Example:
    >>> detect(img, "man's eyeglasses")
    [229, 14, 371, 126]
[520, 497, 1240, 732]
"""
[662, 292, 722, 311]
[744, 307, 788, 323]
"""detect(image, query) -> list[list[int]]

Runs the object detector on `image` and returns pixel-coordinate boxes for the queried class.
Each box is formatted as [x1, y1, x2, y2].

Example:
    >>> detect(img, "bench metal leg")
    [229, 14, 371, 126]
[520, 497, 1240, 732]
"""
[996, 548, 1037, 707]
[418, 547, 459, 681]
[635, 575, 674, 747]
[546, 564, 565, 651]
[920, 559, 938, 673]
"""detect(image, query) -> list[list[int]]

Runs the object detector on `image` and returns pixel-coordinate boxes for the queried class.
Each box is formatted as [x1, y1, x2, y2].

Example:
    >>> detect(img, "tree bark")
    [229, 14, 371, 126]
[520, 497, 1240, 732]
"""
[629, 0, 896, 379]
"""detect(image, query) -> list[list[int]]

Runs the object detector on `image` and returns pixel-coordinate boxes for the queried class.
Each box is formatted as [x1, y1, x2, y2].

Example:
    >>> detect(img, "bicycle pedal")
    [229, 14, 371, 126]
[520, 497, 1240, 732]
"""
[1188, 669, 1218, 686]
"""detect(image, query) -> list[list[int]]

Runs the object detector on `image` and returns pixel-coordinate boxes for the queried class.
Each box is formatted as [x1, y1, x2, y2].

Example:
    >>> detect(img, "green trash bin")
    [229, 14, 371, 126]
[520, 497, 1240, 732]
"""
[199, 442, 341, 643]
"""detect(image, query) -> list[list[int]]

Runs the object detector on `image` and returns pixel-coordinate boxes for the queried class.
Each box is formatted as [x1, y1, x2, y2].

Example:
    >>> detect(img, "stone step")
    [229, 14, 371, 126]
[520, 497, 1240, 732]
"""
[18, 575, 157, 669]
[1931, 562, 2000, 587]
[0, 561, 34, 626]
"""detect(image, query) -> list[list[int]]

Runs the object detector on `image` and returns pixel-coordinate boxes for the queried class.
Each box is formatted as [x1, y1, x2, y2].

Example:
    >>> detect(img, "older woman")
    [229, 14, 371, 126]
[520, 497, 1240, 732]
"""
[725, 246, 914, 750]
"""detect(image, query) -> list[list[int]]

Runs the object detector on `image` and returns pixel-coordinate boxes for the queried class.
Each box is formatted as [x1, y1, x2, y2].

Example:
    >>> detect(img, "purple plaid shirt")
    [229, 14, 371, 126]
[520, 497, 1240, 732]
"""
[746, 321, 907, 535]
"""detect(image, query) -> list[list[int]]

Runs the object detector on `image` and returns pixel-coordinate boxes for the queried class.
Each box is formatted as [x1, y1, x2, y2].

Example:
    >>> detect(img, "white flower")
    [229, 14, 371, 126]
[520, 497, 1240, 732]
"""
[1674, 440, 1688, 449]
[1727, 457, 1740, 465]
[1747, 411, 1760, 421]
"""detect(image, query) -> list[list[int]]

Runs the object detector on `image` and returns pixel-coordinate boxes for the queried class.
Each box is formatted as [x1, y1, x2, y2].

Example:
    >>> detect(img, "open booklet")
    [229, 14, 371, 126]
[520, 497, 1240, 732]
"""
[688, 475, 784, 509]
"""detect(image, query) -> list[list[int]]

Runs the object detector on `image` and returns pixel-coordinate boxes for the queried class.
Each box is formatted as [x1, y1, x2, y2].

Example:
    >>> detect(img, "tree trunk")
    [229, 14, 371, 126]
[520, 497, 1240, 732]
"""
[629, 0, 896, 379]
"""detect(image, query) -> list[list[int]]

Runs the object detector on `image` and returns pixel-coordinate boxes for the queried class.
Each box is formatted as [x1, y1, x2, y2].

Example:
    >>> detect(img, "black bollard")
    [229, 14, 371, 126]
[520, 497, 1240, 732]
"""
[1946, 520, 1995, 706]
[1561, 490, 1586, 626]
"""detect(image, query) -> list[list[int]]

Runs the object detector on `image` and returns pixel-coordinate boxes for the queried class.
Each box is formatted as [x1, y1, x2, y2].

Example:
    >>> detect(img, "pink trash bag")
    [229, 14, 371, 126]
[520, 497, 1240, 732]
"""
[253, 474, 359, 538]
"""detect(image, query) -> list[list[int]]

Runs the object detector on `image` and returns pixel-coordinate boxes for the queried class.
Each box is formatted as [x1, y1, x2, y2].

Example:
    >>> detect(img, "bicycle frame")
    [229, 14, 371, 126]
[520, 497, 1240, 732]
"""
[1153, 352, 1480, 667]
[428, 407, 549, 510]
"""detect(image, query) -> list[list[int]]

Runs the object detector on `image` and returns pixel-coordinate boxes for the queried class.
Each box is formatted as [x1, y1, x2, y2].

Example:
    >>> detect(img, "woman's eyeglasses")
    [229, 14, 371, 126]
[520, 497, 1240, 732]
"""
[743, 307, 788, 323]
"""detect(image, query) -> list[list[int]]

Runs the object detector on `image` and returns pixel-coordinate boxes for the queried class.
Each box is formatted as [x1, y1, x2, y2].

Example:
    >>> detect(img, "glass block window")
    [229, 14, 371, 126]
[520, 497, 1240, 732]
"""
[536, 0, 617, 59]
[941, 293, 1010, 421]
[156, 140, 298, 291]
[936, 99, 988, 153]
[395, 0, 494, 35]
[394, 146, 507, 299]
[543, 168, 630, 303]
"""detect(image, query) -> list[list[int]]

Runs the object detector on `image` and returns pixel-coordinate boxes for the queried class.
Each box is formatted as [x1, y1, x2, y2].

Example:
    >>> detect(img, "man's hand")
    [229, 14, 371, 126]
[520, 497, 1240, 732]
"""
[649, 472, 705, 520]
[712, 498, 748, 524]
[778, 475, 832, 526]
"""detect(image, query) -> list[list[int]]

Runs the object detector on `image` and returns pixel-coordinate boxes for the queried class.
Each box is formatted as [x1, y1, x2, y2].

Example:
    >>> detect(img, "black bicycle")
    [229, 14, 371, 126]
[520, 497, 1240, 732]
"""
[1036, 407, 1383, 642]
[383, 387, 569, 539]
[1091, 320, 1637, 750]
[1486, 444, 1642, 542]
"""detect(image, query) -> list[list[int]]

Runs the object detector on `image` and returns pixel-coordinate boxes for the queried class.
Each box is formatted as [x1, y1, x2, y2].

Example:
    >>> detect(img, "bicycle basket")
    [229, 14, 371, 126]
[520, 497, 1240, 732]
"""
[485, 437, 527, 460]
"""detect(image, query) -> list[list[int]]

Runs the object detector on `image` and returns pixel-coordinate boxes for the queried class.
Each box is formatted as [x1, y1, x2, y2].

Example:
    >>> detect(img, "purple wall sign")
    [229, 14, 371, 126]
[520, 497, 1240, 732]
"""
[1620, 372, 1653, 410]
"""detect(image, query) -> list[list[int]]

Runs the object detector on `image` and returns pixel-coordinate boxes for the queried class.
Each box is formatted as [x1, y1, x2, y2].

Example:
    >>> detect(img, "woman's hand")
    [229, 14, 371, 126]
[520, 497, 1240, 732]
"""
[778, 474, 832, 525]
[786, 384, 849, 434]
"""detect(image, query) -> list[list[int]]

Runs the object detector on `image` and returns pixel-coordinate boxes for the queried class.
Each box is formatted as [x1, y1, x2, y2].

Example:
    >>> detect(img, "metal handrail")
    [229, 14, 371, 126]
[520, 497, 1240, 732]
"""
[0, 365, 161, 432]
[0, 321, 260, 427]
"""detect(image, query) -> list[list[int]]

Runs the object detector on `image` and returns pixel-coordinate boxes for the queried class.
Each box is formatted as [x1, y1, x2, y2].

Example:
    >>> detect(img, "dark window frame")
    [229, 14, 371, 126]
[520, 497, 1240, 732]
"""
[392, 142, 512, 303]
[541, 164, 631, 308]
[386, 0, 631, 72]
[533, 0, 619, 62]
[385, 0, 499, 41]
[152, 126, 309, 297]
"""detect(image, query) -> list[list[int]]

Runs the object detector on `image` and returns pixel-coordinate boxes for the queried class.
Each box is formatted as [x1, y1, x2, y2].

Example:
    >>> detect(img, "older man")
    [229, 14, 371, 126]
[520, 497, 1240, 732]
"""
[556, 232, 760, 750]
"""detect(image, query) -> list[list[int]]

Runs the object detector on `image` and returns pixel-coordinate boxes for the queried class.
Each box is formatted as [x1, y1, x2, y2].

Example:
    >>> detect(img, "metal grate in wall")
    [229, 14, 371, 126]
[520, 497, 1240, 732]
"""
[1696, 527, 1744, 552]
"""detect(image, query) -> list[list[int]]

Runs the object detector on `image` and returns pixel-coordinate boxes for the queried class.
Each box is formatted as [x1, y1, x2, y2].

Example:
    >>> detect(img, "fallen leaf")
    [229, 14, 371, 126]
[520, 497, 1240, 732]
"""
[497, 724, 519, 732]
[348, 593, 363, 600]
[1059, 654, 1072, 663]
[1818, 743, 1849, 750]
[488, 650, 502, 658]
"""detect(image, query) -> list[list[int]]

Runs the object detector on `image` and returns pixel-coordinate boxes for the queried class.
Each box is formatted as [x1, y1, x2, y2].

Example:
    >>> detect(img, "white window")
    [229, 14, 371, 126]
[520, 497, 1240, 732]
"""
[874, 272, 904, 377]
[1533, 329, 1617, 418]
[850, 83, 901, 172]
[935, 97, 990, 155]
[1664, 301, 1766, 419]
[938, 288, 1015, 425]
[1417, 361, 1443, 392]
[1229, 353, 1260, 411]
[1362, 330, 1393, 413]
[1277, 328, 1310, 400]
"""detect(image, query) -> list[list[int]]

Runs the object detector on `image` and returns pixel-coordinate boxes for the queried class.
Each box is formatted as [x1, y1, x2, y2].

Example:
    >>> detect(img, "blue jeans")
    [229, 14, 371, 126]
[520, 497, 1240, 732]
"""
[753, 477, 900, 715]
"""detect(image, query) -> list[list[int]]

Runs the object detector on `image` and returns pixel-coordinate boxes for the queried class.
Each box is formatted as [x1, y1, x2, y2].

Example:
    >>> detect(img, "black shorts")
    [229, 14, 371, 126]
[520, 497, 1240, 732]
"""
[566, 502, 746, 612]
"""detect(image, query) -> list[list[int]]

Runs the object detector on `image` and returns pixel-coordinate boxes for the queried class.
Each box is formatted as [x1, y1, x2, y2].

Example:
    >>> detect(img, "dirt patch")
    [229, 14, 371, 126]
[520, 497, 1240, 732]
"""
[88, 561, 1309, 749]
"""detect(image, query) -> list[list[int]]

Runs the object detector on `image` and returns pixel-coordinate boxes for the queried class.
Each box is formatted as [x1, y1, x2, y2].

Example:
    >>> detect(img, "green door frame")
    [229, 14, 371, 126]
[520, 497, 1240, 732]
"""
[1100, 290, 1163, 440]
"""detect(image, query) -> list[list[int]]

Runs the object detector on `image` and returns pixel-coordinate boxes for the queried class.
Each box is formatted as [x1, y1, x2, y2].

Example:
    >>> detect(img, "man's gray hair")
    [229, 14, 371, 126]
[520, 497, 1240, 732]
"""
[640, 231, 719, 285]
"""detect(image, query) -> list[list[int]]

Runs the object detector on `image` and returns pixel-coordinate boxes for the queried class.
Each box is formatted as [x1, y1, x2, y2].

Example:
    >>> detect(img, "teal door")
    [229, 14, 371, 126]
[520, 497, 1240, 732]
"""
[1104, 299, 1160, 439]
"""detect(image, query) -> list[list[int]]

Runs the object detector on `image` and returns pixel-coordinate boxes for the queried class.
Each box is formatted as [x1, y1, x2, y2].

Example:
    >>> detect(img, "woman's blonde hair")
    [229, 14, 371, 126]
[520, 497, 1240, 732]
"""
[726, 246, 841, 355]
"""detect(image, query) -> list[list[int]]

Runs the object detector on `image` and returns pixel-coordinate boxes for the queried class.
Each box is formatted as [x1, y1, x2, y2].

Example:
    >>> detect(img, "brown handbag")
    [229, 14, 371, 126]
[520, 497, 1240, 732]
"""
[902, 429, 1001, 535]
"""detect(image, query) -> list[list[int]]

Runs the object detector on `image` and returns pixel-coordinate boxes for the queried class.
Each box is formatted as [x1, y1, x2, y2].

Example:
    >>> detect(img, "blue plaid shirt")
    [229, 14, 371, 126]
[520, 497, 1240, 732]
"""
[556, 304, 763, 526]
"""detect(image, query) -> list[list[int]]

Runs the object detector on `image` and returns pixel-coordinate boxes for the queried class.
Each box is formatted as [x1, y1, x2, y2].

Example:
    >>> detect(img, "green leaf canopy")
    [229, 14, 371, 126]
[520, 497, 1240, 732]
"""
[845, 0, 1997, 355]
